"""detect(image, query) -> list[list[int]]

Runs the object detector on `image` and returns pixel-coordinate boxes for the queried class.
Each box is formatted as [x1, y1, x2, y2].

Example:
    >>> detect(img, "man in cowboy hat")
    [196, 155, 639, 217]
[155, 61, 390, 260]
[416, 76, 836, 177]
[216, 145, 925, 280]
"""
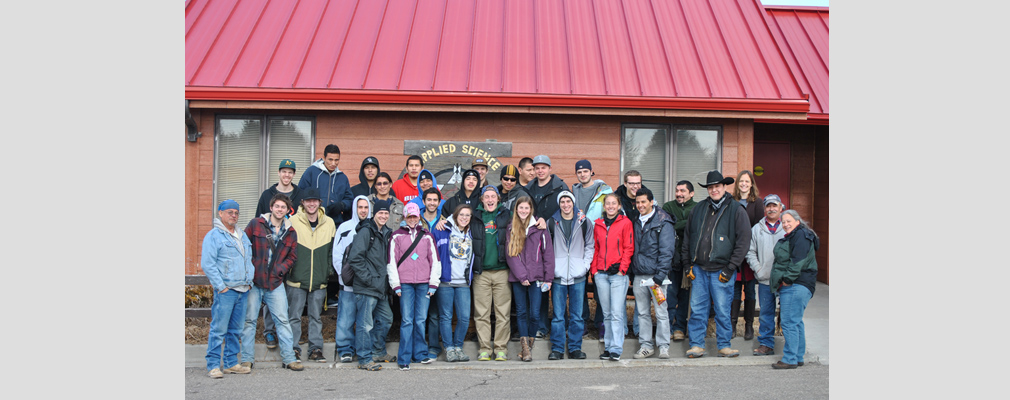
[680, 170, 752, 359]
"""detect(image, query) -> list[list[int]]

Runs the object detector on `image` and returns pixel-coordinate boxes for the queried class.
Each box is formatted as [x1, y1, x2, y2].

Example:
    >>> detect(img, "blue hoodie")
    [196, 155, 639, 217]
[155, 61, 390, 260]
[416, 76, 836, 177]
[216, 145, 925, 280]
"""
[409, 168, 445, 229]
[298, 158, 353, 226]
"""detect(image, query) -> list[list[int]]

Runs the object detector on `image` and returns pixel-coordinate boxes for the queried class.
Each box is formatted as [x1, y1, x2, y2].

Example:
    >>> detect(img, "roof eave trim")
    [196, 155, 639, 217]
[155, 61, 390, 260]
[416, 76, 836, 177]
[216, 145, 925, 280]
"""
[184, 87, 810, 113]
[756, 113, 827, 125]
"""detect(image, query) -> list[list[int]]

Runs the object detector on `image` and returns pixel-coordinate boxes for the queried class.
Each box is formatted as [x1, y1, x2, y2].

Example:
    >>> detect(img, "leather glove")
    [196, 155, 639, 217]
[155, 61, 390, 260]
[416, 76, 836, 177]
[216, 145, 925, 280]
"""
[718, 270, 732, 283]
[686, 266, 696, 281]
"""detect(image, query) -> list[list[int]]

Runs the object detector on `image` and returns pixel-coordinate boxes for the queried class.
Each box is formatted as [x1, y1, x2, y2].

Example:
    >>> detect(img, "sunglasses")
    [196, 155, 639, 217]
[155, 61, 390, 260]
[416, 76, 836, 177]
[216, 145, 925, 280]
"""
[501, 176, 516, 182]
[375, 181, 391, 186]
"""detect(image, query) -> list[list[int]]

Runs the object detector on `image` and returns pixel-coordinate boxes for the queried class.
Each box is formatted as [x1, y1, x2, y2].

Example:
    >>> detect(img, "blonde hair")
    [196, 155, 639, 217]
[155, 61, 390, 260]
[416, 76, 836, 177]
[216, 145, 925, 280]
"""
[507, 196, 534, 257]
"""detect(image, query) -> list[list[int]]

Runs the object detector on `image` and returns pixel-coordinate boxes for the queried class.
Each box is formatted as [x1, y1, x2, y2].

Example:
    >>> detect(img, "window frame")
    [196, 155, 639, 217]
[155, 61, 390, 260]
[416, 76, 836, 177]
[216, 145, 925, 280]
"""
[212, 114, 316, 213]
[620, 123, 723, 204]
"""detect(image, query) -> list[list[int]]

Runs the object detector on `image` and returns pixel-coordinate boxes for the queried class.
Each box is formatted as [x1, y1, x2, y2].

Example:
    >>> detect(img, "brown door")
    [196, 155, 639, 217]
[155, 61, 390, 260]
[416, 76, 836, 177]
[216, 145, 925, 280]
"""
[753, 141, 791, 208]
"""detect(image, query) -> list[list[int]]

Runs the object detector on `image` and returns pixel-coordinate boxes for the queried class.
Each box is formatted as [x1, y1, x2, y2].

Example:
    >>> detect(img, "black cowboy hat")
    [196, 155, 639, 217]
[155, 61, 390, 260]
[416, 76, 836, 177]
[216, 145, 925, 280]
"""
[698, 170, 735, 188]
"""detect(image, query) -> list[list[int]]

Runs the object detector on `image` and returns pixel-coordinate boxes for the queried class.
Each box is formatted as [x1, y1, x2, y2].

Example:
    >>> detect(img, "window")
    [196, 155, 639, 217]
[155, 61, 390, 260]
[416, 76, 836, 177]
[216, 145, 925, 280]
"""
[621, 124, 721, 204]
[214, 116, 315, 218]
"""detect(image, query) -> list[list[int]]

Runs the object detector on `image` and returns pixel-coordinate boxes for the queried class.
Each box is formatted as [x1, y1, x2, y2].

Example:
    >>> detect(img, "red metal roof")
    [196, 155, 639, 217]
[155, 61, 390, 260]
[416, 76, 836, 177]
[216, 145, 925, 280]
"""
[762, 5, 828, 123]
[185, 0, 809, 114]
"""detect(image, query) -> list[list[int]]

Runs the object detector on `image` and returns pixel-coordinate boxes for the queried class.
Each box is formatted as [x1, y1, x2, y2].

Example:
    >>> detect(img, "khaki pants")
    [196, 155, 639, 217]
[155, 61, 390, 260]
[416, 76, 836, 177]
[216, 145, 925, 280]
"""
[473, 269, 512, 354]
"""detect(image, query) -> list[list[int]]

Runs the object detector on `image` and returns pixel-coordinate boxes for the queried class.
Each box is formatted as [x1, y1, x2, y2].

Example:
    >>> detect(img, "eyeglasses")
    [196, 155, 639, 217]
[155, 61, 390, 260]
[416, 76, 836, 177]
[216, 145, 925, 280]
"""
[375, 181, 390, 186]
[501, 176, 516, 182]
[626, 181, 642, 186]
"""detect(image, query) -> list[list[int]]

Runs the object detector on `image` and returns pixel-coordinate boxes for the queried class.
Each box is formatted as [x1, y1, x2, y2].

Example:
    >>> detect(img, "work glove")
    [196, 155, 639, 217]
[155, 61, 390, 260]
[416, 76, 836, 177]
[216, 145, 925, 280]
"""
[686, 266, 696, 281]
[718, 269, 732, 283]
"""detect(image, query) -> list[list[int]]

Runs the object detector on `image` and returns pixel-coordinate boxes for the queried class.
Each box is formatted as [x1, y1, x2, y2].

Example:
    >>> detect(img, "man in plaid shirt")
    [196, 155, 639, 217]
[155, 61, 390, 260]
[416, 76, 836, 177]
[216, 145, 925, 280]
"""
[239, 193, 304, 371]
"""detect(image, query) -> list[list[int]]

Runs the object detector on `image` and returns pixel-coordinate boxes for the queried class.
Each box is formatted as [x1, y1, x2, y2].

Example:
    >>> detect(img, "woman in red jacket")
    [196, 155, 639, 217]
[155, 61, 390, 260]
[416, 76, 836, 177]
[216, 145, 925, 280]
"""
[590, 193, 634, 361]
[504, 196, 555, 362]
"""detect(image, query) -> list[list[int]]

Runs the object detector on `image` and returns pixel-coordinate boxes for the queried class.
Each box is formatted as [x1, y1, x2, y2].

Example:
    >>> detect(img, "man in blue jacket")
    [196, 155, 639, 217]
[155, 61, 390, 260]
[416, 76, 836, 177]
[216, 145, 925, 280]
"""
[202, 199, 255, 379]
[298, 144, 353, 227]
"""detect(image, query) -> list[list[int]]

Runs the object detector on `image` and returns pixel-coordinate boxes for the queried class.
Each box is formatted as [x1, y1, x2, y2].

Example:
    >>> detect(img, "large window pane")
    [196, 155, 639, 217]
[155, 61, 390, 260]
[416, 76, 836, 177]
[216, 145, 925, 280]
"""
[267, 118, 314, 188]
[674, 128, 720, 203]
[216, 118, 262, 221]
[622, 126, 667, 203]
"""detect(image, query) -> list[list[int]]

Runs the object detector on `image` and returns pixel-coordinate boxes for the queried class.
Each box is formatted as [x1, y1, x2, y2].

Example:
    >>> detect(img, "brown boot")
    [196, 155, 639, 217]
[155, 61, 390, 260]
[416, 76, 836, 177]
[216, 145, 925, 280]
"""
[526, 337, 535, 361]
[520, 337, 532, 362]
[743, 298, 756, 340]
[730, 300, 741, 338]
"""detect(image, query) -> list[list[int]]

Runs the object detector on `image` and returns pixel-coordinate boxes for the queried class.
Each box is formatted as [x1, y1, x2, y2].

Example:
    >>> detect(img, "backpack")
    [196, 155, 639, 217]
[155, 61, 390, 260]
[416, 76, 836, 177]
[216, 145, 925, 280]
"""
[338, 230, 355, 287]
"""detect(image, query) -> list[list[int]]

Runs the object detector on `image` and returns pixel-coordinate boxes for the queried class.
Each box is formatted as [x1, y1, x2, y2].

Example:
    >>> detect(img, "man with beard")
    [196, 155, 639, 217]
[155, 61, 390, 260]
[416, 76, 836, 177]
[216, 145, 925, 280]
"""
[661, 180, 698, 342]
[681, 171, 751, 359]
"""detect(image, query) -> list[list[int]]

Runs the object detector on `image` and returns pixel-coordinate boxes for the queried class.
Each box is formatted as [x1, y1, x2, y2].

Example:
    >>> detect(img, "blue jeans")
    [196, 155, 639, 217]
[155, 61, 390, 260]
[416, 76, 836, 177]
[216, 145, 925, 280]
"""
[206, 289, 247, 371]
[353, 294, 378, 364]
[594, 273, 628, 356]
[538, 290, 550, 335]
[427, 296, 441, 358]
[399, 283, 431, 365]
[334, 290, 357, 357]
[372, 295, 393, 357]
[512, 283, 543, 337]
[688, 267, 735, 349]
[550, 280, 585, 353]
[667, 269, 691, 333]
[757, 283, 777, 348]
[241, 285, 297, 364]
[286, 285, 327, 353]
[779, 284, 811, 364]
[437, 286, 471, 349]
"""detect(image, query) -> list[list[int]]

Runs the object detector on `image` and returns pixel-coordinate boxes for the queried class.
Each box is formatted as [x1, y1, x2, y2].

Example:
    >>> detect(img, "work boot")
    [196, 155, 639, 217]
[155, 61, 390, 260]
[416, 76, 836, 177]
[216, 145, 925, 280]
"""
[743, 298, 756, 340]
[730, 299, 741, 338]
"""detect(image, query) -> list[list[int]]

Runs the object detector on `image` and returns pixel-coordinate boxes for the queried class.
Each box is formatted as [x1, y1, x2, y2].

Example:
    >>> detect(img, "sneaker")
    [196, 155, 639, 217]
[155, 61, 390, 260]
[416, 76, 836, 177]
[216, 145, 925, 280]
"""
[548, 351, 563, 360]
[456, 348, 470, 362]
[446, 348, 459, 362]
[478, 351, 491, 361]
[340, 354, 353, 363]
[658, 347, 670, 359]
[358, 361, 382, 371]
[753, 345, 775, 356]
[308, 349, 326, 363]
[633, 347, 655, 359]
[609, 353, 621, 361]
[375, 354, 397, 363]
[284, 361, 304, 371]
[240, 362, 253, 369]
[420, 357, 434, 364]
[208, 368, 223, 379]
[718, 347, 740, 358]
[535, 330, 547, 339]
[671, 330, 686, 342]
[600, 351, 612, 360]
[264, 332, 278, 349]
[495, 351, 508, 361]
[398, 364, 410, 371]
[772, 360, 797, 369]
[686, 346, 706, 358]
[569, 350, 587, 359]
[223, 364, 251, 374]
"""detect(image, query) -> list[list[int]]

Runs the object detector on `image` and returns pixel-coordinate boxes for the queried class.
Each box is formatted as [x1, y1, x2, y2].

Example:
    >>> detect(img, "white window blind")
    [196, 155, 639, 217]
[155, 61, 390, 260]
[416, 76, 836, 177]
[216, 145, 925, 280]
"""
[622, 126, 667, 203]
[674, 128, 720, 203]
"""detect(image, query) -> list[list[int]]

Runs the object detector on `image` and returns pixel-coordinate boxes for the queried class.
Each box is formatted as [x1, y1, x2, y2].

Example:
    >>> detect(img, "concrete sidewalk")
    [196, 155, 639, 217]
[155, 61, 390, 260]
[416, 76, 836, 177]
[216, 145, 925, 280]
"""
[186, 283, 828, 369]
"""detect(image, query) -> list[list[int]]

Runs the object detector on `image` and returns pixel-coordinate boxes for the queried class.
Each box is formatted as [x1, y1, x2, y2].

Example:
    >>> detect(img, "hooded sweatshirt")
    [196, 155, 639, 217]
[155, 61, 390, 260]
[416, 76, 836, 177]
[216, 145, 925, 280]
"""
[409, 168, 445, 224]
[392, 171, 419, 205]
[255, 183, 302, 218]
[386, 222, 440, 291]
[435, 217, 474, 286]
[333, 195, 371, 292]
[746, 216, 786, 285]
[571, 179, 612, 223]
[525, 174, 569, 222]
[350, 157, 381, 198]
[297, 158, 353, 226]
[548, 192, 594, 285]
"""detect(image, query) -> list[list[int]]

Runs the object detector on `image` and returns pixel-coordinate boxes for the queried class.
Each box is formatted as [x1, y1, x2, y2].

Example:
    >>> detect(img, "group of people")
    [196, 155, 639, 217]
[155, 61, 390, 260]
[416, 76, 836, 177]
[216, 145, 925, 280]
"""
[200, 144, 819, 378]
